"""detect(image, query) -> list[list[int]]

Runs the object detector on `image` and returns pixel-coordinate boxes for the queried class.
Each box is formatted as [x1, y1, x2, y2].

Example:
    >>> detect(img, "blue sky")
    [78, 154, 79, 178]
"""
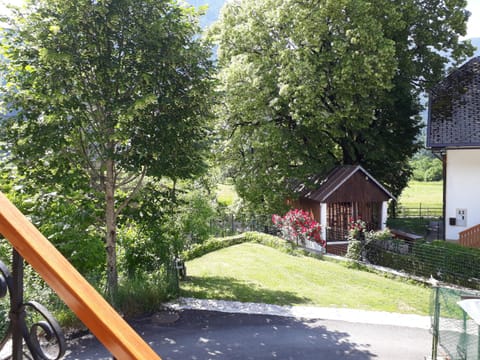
[1, 0, 480, 39]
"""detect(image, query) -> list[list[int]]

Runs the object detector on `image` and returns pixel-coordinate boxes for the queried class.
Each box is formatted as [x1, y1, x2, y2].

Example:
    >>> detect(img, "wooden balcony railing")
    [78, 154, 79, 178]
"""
[0, 192, 161, 359]
[459, 224, 480, 249]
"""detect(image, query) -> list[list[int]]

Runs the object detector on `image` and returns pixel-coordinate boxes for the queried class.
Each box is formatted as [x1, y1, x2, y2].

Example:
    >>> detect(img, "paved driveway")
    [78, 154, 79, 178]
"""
[65, 309, 431, 359]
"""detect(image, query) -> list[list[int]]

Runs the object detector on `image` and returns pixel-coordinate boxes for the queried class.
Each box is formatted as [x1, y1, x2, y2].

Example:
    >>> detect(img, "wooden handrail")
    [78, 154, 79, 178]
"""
[0, 193, 161, 359]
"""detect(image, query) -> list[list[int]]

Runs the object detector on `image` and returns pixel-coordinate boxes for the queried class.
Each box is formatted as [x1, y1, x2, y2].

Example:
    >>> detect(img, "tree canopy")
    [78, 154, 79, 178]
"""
[211, 0, 473, 213]
[0, 0, 214, 294]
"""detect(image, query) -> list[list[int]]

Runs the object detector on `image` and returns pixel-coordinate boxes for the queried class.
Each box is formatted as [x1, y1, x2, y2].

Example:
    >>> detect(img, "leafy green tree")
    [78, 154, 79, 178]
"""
[411, 153, 443, 182]
[1, 0, 213, 295]
[211, 0, 473, 213]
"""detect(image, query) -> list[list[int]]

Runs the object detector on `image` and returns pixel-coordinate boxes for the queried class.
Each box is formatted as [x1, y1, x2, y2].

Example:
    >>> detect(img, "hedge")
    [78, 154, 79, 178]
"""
[182, 231, 314, 261]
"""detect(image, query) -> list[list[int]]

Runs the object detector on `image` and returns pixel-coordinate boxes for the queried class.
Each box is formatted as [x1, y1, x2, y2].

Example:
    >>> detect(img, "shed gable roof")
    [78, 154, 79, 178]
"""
[427, 56, 480, 149]
[297, 165, 396, 203]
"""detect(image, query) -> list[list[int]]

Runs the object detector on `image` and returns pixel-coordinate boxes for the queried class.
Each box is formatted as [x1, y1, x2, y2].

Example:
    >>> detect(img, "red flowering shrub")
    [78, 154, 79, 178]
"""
[272, 209, 325, 247]
[348, 217, 367, 240]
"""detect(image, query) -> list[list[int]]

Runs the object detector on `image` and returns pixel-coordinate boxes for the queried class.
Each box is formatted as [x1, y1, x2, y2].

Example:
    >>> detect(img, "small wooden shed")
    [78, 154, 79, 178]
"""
[293, 165, 395, 254]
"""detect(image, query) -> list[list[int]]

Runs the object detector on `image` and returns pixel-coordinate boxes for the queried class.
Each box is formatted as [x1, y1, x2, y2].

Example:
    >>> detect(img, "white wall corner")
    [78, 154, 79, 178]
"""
[320, 203, 327, 241]
[381, 201, 388, 230]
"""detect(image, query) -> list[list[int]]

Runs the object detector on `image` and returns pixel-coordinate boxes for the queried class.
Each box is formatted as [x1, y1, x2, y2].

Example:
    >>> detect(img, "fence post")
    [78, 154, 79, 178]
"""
[431, 286, 440, 360]
[11, 249, 24, 359]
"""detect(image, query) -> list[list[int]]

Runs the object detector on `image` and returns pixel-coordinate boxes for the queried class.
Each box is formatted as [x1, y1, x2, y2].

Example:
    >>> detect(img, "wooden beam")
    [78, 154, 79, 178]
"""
[0, 193, 161, 360]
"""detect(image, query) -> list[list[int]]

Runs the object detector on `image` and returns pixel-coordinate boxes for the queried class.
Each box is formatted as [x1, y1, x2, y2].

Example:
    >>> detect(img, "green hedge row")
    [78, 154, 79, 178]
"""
[182, 234, 247, 261]
[182, 231, 314, 261]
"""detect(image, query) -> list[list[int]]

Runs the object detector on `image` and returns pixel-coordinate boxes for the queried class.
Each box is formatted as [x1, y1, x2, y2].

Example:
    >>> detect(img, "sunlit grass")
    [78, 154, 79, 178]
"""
[181, 243, 431, 315]
[398, 180, 443, 208]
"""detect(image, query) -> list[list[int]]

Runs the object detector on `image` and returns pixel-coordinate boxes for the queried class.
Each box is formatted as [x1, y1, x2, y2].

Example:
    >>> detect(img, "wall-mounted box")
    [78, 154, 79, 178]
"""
[456, 208, 467, 227]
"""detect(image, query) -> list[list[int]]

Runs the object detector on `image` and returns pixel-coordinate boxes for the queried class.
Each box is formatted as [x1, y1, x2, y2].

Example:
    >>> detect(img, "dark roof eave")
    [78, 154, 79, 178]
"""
[301, 165, 396, 203]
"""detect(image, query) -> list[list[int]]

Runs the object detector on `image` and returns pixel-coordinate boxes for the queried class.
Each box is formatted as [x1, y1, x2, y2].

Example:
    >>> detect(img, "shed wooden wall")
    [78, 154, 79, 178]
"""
[291, 198, 321, 223]
[325, 172, 390, 203]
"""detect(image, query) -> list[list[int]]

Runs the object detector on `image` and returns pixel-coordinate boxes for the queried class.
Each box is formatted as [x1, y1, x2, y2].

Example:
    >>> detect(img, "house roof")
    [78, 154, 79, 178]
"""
[427, 56, 480, 149]
[296, 165, 396, 203]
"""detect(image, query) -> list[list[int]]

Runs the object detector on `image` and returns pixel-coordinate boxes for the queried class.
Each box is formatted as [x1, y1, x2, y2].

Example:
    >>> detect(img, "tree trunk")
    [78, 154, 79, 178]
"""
[105, 158, 118, 298]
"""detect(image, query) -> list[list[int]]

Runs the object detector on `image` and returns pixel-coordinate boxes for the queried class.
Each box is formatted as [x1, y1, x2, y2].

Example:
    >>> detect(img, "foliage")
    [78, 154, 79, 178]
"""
[387, 218, 431, 236]
[1, 0, 213, 294]
[180, 189, 218, 245]
[0, 158, 105, 276]
[347, 217, 367, 240]
[114, 268, 179, 317]
[272, 209, 325, 247]
[411, 153, 443, 182]
[210, 0, 473, 213]
[346, 217, 367, 260]
[182, 234, 246, 261]
[345, 240, 363, 261]
[346, 219, 393, 261]
[118, 181, 187, 278]
[182, 231, 313, 261]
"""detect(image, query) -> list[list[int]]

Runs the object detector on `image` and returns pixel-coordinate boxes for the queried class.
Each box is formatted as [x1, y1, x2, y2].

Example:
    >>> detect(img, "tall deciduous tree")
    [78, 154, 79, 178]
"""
[211, 0, 473, 213]
[0, 0, 213, 295]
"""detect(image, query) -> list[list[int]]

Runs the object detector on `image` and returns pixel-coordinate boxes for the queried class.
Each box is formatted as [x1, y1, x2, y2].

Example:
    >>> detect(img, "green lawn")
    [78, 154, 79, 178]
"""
[181, 243, 431, 315]
[398, 180, 442, 208]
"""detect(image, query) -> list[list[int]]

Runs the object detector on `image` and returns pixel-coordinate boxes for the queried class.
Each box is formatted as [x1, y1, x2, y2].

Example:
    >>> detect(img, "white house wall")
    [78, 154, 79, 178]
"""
[445, 149, 480, 240]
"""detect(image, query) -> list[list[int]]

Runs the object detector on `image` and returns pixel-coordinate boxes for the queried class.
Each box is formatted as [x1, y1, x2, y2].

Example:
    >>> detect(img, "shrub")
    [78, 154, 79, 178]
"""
[346, 218, 367, 260]
[182, 231, 314, 261]
[182, 234, 246, 260]
[180, 192, 217, 245]
[272, 209, 325, 247]
[346, 240, 363, 260]
[114, 268, 179, 316]
[244, 231, 299, 255]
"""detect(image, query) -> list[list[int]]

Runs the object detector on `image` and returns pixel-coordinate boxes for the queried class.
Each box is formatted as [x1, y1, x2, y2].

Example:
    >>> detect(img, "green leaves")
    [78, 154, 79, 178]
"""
[1, 0, 214, 289]
[211, 0, 473, 211]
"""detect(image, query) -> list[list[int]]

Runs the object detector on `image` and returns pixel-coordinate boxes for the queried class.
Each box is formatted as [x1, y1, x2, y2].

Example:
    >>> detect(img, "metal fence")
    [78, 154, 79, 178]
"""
[362, 238, 480, 359]
[366, 239, 480, 290]
[209, 215, 274, 237]
[431, 286, 480, 360]
[395, 204, 443, 218]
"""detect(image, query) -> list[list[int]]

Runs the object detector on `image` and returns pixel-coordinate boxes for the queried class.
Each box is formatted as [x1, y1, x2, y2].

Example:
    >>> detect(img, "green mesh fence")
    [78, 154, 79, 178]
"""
[431, 286, 480, 360]
[367, 240, 480, 290]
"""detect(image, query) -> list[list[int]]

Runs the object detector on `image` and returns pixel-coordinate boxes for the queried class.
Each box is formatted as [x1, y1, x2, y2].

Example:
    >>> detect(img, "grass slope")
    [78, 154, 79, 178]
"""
[181, 243, 430, 315]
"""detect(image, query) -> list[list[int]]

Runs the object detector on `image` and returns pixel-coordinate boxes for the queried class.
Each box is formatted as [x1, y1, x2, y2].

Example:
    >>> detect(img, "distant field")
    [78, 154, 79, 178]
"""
[216, 181, 442, 208]
[398, 181, 442, 208]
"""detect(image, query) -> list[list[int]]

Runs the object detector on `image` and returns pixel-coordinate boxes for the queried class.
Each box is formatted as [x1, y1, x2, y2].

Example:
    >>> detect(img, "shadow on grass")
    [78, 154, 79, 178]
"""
[180, 275, 309, 306]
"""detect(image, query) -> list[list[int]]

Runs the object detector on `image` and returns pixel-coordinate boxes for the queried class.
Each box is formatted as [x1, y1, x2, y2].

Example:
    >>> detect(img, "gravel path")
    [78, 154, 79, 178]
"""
[166, 297, 431, 329]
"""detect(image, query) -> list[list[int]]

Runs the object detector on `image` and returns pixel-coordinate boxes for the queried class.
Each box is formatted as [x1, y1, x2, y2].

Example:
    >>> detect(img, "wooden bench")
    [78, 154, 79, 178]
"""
[390, 228, 423, 242]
